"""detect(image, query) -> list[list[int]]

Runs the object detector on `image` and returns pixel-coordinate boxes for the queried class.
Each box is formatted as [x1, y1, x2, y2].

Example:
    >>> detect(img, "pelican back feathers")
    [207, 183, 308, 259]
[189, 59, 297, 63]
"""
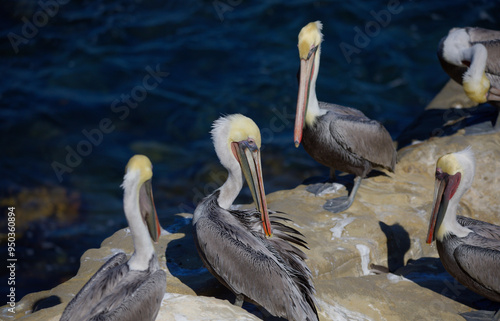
[193, 191, 318, 321]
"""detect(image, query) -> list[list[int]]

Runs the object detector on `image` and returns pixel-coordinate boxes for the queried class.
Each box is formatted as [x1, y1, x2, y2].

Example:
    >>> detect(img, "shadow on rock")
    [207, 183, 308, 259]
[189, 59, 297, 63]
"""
[379, 221, 411, 273]
[397, 104, 498, 149]
[32, 295, 62, 313]
[396, 257, 500, 313]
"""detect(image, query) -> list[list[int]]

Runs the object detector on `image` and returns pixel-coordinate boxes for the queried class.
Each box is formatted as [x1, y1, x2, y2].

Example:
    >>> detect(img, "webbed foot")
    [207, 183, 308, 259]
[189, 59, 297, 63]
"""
[323, 196, 352, 213]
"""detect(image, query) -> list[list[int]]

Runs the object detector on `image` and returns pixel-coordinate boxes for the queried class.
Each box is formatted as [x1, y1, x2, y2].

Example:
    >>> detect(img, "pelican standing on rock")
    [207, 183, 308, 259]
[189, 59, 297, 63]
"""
[438, 27, 500, 133]
[294, 21, 396, 213]
[426, 148, 500, 320]
[193, 114, 318, 321]
[60, 155, 166, 321]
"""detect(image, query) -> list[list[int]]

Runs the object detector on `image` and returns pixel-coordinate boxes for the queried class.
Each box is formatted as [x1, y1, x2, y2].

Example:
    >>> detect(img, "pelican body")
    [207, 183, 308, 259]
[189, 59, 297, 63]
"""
[427, 148, 500, 307]
[438, 27, 500, 132]
[61, 155, 166, 321]
[294, 21, 396, 213]
[193, 114, 318, 321]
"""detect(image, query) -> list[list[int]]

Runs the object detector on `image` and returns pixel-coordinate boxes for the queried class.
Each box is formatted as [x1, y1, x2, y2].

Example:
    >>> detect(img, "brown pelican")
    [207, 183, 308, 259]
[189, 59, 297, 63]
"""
[193, 114, 318, 321]
[426, 148, 500, 319]
[294, 21, 396, 213]
[438, 27, 500, 133]
[60, 155, 166, 321]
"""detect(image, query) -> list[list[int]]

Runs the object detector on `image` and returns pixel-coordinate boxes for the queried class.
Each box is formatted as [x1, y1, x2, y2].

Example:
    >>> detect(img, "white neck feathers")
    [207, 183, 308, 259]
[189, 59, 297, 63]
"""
[305, 44, 326, 127]
[210, 116, 244, 209]
[121, 169, 156, 271]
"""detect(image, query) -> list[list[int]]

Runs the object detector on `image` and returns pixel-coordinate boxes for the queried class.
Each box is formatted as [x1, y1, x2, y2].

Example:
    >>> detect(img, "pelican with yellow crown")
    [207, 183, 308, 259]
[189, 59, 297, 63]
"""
[438, 27, 500, 134]
[426, 148, 500, 319]
[294, 21, 396, 213]
[193, 114, 318, 321]
[61, 155, 166, 321]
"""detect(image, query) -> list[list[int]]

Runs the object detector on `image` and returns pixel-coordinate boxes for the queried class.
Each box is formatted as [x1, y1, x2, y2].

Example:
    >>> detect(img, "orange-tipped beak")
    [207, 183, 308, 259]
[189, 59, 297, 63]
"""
[426, 170, 461, 244]
[232, 141, 272, 237]
[295, 49, 317, 147]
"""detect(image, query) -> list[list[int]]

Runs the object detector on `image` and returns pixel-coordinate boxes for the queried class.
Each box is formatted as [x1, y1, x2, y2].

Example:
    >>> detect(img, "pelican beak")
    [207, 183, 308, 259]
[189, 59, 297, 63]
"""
[294, 46, 318, 148]
[487, 86, 500, 101]
[232, 140, 272, 237]
[139, 179, 161, 243]
[426, 169, 461, 244]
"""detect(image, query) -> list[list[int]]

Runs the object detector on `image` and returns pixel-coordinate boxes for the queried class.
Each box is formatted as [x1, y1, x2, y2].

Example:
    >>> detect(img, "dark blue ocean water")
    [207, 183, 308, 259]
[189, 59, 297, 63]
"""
[1, 0, 499, 301]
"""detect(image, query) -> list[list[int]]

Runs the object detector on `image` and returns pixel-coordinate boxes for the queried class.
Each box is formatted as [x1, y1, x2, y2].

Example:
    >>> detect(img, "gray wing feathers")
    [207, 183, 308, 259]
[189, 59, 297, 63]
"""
[454, 245, 500, 294]
[467, 27, 500, 43]
[60, 253, 128, 321]
[329, 115, 396, 170]
[320, 101, 367, 117]
[195, 219, 315, 320]
[194, 195, 318, 321]
[195, 218, 285, 295]
[90, 270, 167, 321]
[457, 216, 500, 242]
[60, 253, 166, 321]
[485, 46, 500, 79]
[467, 27, 500, 78]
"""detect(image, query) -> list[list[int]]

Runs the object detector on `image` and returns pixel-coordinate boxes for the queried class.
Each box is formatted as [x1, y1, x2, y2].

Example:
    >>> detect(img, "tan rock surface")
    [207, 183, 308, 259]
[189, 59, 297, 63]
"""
[425, 79, 477, 110]
[3, 84, 500, 320]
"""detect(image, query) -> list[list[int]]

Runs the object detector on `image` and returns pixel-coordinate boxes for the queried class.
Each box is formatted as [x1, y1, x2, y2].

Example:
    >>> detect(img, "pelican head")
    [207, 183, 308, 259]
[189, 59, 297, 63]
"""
[426, 148, 475, 244]
[123, 155, 161, 243]
[295, 21, 323, 147]
[211, 114, 272, 237]
[441, 28, 491, 103]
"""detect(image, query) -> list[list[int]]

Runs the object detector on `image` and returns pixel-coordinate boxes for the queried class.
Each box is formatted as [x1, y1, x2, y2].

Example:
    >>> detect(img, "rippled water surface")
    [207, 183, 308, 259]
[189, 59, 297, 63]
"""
[1, 0, 499, 300]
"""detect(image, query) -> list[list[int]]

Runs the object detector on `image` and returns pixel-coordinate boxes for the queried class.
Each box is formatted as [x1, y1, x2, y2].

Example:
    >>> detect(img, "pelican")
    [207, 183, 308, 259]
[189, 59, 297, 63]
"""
[294, 21, 396, 213]
[193, 114, 318, 321]
[438, 27, 500, 133]
[426, 148, 500, 319]
[60, 155, 166, 321]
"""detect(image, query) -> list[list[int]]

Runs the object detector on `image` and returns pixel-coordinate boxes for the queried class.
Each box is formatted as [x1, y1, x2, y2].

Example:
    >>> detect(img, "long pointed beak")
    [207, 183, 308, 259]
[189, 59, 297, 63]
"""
[139, 179, 161, 243]
[294, 53, 316, 148]
[426, 178, 447, 244]
[426, 171, 461, 244]
[233, 141, 272, 237]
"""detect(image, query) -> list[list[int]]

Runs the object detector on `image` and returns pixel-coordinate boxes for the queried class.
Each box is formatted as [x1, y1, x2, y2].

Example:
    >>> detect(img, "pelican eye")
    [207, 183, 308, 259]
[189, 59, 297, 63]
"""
[307, 45, 318, 59]
[242, 138, 258, 152]
[435, 168, 449, 180]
